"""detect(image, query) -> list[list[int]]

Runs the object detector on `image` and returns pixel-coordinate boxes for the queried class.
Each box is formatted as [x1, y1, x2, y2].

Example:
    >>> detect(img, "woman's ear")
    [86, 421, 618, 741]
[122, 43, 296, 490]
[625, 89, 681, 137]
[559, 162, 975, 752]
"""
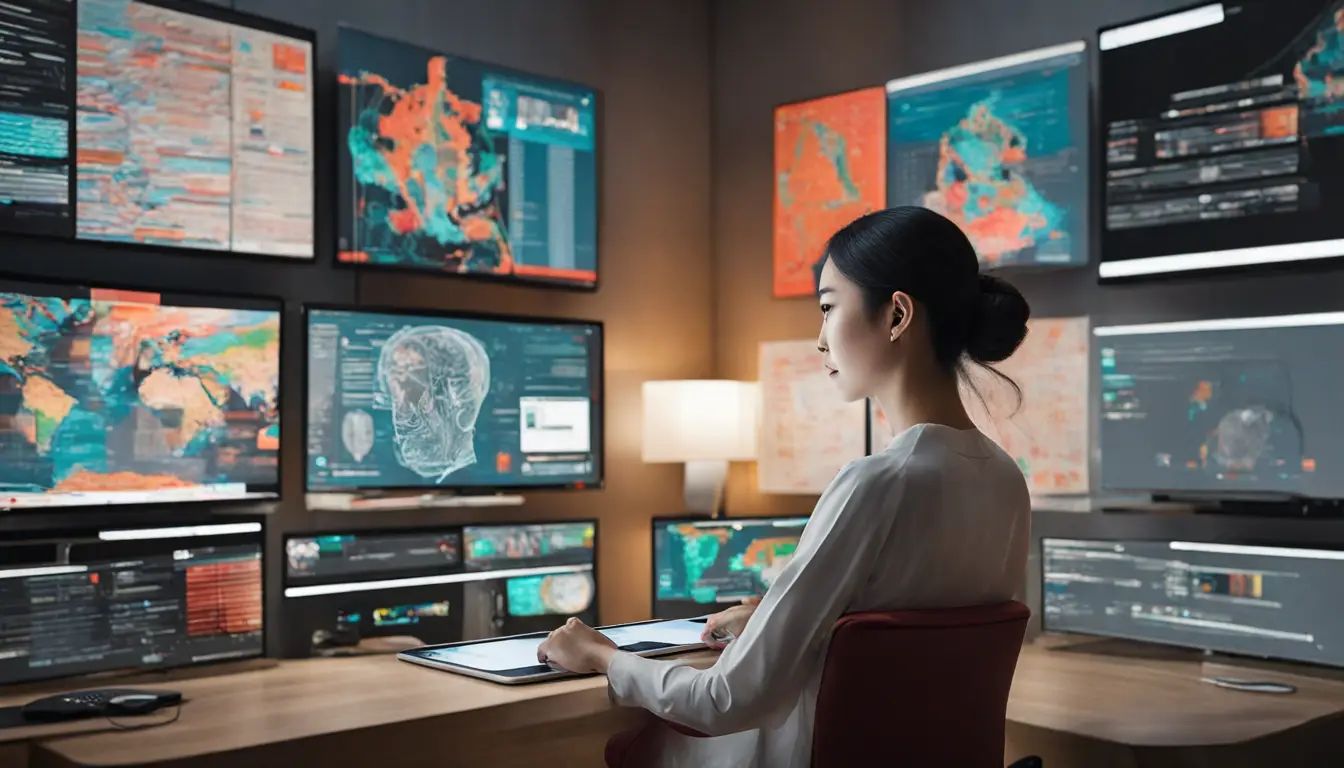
[888, 291, 915, 342]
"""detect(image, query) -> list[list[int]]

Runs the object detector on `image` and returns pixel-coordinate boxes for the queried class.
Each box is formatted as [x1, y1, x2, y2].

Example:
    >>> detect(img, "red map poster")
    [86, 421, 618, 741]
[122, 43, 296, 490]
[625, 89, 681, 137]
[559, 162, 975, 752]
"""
[773, 88, 886, 298]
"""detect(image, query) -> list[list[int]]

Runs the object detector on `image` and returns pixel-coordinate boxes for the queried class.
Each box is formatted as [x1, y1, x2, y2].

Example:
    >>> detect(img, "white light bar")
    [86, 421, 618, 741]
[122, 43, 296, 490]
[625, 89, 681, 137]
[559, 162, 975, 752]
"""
[1098, 238, 1344, 279]
[1, 484, 272, 510]
[99, 523, 263, 541]
[886, 41, 1085, 93]
[1094, 312, 1344, 336]
[1169, 541, 1344, 561]
[284, 563, 593, 598]
[1099, 4, 1224, 51]
[0, 565, 89, 580]
[687, 518, 806, 529]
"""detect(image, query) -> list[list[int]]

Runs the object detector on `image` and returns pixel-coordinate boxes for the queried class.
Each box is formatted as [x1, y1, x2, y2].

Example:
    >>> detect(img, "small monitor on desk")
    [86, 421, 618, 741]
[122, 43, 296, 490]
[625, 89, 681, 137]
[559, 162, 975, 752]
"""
[1042, 536, 1344, 668]
[0, 521, 265, 686]
[652, 516, 808, 619]
[282, 520, 597, 656]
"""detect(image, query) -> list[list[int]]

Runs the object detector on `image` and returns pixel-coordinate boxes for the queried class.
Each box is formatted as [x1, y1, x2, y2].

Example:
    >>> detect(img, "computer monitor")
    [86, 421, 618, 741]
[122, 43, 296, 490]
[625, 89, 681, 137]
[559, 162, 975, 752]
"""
[0, 521, 265, 685]
[886, 42, 1089, 269]
[305, 306, 602, 493]
[336, 27, 598, 288]
[1042, 537, 1344, 668]
[282, 520, 597, 655]
[1096, 313, 1344, 500]
[1099, 2, 1344, 279]
[652, 516, 809, 619]
[73, 0, 316, 258]
[0, 277, 282, 511]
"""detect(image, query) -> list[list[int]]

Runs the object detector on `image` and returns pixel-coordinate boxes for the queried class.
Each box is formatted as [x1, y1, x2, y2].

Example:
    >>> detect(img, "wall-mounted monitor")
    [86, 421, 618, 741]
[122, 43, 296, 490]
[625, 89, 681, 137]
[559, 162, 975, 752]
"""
[0, 521, 265, 685]
[652, 516, 808, 619]
[305, 306, 602, 493]
[282, 520, 596, 655]
[1043, 536, 1344, 668]
[1096, 312, 1344, 500]
[1099, 2, 1344, 279]
[336, 27, 598, 288]
[0, 277, 282, 510]
[0, 0, 315, 258]
[887, 42, 1089, 269]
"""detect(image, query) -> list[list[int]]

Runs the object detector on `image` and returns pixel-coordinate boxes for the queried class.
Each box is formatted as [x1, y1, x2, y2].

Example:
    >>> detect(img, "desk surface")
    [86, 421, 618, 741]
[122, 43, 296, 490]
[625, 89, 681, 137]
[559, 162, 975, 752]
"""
[5, 640, 1344, 766]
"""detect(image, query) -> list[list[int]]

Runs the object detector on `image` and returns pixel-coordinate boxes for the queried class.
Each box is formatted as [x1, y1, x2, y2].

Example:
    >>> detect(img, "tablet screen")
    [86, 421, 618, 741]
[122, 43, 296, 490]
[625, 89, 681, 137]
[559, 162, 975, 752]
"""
[411, 619, 707, 673]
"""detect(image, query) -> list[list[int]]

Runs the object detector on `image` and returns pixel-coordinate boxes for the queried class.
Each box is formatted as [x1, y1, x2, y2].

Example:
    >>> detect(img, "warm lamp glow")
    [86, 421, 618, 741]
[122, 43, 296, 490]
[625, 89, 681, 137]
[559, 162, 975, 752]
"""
[641, 380, 759, 463]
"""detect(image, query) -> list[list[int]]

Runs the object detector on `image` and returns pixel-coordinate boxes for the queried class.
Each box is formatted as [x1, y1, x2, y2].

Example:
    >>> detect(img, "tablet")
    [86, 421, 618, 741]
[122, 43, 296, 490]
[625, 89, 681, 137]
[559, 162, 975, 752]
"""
[396, 618, 710, 684]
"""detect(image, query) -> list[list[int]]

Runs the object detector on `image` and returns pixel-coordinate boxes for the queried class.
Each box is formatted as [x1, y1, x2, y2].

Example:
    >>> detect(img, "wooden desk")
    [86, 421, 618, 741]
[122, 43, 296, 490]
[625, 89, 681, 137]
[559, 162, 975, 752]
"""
[1006, 637, 1344, 767]
[0, 651, 718, 768]
[4, 641, 1343, 768]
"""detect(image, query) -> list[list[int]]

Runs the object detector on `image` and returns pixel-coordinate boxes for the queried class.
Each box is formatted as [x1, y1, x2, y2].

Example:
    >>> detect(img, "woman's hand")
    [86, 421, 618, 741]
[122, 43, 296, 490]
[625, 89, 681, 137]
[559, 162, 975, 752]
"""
[536, 617, 619, 674]
[700, 596, 761, 650]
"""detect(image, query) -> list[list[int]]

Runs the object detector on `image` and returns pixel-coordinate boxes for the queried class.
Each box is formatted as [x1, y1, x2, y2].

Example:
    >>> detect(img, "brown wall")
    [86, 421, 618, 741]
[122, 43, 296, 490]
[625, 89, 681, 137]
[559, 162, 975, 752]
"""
[6, 0, 714, 648]
[709, 0, 1344, 518]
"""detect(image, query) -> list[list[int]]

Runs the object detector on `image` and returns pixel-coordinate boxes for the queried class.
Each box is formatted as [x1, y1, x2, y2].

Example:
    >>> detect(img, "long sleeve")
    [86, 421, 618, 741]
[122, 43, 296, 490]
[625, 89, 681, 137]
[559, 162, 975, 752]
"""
[607, 458, 903, 737]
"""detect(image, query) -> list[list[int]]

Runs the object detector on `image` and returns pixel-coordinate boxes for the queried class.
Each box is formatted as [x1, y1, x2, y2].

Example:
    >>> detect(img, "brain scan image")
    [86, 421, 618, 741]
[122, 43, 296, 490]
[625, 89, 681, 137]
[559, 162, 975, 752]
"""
[341, 409, 375, 462]
[540, 572, 596, 615]
[376, 325, 490, 482]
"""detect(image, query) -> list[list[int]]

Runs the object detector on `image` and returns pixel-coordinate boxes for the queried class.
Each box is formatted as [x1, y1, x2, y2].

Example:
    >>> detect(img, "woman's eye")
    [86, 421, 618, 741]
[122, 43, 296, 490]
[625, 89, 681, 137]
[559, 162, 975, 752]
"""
[819, 304, 832, 315]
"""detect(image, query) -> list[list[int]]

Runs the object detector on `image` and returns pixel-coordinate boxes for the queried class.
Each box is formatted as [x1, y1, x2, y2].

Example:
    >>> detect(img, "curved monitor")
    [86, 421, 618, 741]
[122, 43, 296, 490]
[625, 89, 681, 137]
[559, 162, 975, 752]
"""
[305, 305, 603, 493]
[0, 277, 282, 510]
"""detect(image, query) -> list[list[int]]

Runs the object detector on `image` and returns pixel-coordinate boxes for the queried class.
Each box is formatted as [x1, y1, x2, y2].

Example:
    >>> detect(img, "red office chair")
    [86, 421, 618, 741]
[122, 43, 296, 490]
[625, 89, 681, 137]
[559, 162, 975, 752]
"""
[606, 601, 1034, 767]
[811, 601, 1031, 767]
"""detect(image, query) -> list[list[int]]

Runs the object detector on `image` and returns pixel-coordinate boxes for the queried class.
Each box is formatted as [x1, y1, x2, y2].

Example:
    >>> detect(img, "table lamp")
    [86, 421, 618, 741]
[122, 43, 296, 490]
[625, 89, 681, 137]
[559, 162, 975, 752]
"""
[642, 380, 759, 517]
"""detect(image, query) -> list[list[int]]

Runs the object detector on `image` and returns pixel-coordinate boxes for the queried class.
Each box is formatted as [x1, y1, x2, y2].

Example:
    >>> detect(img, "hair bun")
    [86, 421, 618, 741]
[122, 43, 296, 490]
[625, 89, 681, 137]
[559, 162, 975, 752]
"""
[966, 274, 1030, 364]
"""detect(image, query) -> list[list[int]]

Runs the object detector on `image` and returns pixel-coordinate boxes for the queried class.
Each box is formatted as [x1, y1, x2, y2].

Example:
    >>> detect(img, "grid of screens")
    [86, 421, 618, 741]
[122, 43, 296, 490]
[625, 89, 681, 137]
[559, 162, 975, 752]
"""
[1099, 1, 1344, 278]
[305, 307, 601, 492]
[1043, 537, 1344, 668]
[0, 278, 282, 510]
[336, 28, 598, 287]
[886, 42, 1089, 269]
[0, 0, 315, 257]
[1096, 313, 1344, 500]
[282, 521, 596, 654]
[652, 516, 808, 619]
[0, 523, 264, 685]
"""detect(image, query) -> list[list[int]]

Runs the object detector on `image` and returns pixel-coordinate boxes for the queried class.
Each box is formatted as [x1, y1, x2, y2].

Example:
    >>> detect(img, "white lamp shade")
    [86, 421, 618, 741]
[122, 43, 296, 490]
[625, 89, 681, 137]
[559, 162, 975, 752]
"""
[642, 380, 759, 462]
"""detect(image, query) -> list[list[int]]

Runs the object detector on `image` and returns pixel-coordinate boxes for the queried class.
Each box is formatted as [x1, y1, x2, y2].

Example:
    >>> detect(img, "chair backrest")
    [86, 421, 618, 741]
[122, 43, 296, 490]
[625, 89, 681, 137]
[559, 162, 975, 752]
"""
[811, 601, 1030, 768]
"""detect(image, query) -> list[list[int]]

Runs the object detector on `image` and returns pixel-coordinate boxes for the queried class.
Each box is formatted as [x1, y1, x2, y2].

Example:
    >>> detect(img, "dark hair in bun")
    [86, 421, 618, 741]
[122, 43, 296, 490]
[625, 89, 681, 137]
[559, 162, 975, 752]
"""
[816, 206, 1031, 397]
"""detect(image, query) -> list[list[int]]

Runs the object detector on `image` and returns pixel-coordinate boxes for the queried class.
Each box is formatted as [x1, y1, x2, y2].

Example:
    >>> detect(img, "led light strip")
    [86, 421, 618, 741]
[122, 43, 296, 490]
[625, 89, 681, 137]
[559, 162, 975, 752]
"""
[0, 565, 89, 580]
[99, 523, 263, 541]
[1094, 312, 1344, 336]
[886, 41, 1085, 93]
[1099, 3, 1224, 51]
[1169, 541, 1344, 561]
[1098, 238, 1344, 279]
[284, 563, 594, 598]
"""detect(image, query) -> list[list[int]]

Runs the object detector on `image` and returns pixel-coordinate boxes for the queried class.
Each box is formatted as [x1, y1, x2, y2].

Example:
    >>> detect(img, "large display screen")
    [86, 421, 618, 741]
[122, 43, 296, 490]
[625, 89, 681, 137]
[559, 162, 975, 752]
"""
[0, 278, 281, 510]
[336, 28, 598, 287]
[653, 516, 808, 619]
[887, 42, 1089, 268]
[1096, 313, 1344, 500]
[0, 522, 264, 685]
[0, 0, 315, 257]
[1044, 537, 1344, 668]
[1100, 1, 1344, 278]
[306, 307, 602, 492]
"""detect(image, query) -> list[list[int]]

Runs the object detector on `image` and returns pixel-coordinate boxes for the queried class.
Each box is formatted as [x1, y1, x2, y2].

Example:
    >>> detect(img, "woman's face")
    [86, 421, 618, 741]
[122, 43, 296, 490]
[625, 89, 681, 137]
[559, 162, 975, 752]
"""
[816, 258, 893, 403]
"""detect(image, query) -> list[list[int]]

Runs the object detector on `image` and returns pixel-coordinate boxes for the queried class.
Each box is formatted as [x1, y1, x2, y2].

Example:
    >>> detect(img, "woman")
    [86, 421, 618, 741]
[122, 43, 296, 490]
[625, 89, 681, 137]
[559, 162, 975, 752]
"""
[538, 206, 1033, 767]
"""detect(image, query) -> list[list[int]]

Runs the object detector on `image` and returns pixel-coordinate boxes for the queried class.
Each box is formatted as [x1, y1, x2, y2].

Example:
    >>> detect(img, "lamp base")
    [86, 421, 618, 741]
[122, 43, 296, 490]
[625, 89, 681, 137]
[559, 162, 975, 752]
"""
[683, 460, 728, 518]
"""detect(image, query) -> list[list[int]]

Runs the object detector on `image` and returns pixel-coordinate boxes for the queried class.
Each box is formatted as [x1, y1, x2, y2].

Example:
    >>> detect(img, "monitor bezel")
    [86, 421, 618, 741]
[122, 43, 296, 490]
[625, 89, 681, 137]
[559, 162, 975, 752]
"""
[649, 514, 810, 619]
[302, 301, 606, 494]
[0, 518, 268, 688]
[0, 271, 287, 513]
[1038, 533, 1344, 670]
[331, 25, 602, 292]
[0, 0, 323, 263]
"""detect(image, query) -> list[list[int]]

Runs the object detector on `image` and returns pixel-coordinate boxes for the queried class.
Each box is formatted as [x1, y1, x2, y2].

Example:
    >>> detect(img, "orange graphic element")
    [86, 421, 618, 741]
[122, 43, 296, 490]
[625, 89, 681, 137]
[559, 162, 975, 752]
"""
[773, 88, 886, 298]
[1260, 105, 1299, 140]
[53, 470, 198, 492]
[185, 558, 262, 637]
[272, 42, 308, 75]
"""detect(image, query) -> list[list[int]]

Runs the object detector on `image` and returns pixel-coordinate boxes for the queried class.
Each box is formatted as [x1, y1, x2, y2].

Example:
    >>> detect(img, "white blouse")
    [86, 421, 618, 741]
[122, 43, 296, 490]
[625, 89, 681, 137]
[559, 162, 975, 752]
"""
[606, 423, 1031, 767]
